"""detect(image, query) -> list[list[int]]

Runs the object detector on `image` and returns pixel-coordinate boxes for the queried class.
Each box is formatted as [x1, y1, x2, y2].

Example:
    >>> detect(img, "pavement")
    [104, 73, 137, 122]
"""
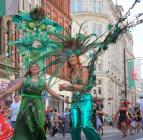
[46, 126, 143, 140]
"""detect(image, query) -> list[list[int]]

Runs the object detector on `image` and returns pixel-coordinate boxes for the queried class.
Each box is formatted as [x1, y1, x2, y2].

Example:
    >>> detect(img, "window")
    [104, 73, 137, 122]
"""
[71, 0, 75, 12]
[71, 0, 89, 12]
[23, 0, 25, 10]
[94, 89, 97, 94]
[77, 0, 82, 12]
[90, 0, 96, 12]
[92, 23, 102, 36]
[90, 0, 103, 13]
[82, 0, 88, 12]
[29, 2, 32, 10]
[97, 62, 102, 71]
[98, 87, 102, 95]
[6, 20, 12, 54]
[96, 0, 103, 13]
[71, 0, 82, 12]
[64, 0, 69, 15]
[97, 80, 102, 85]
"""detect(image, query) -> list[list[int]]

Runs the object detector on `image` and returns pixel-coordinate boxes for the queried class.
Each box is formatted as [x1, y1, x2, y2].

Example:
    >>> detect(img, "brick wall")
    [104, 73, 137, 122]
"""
[43, 0, 71, 79]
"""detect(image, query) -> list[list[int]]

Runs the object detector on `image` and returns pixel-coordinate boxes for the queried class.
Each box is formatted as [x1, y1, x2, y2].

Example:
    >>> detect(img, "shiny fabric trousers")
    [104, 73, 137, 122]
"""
[70, 93, 101, 140]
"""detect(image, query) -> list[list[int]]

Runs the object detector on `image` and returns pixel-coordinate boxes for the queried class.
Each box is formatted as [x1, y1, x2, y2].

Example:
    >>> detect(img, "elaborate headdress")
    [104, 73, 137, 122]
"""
[3, 1, 143, 86]
[8, 7, 62, 71]
[120, 98, 130, 105]
[119, 98, 130, 111]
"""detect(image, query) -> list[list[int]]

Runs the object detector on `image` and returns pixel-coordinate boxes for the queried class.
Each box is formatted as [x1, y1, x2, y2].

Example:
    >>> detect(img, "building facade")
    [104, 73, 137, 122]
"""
[19, 0, 41, 12]
[43, 0, 71, 31]
[71, 0, 135, 114]
[43, 0, 71, 77]
[42, 0, 72, 111]
[0, 0, 72, 111]
[0, 0, 42, 106]
[0, 0, 42, 78]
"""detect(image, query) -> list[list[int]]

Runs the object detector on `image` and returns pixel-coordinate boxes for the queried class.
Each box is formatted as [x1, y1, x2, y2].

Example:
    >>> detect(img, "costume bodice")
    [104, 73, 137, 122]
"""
[70, 66, 90, 103]
[23, 75, 45, 95]
[70, 66, 83, 85]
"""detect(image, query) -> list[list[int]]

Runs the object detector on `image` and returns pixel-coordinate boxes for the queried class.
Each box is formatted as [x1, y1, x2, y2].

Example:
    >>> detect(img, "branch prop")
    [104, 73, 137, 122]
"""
[1, 2, 143, 88]
[39, 0, 143, 89]
[85, 0, 143, 91]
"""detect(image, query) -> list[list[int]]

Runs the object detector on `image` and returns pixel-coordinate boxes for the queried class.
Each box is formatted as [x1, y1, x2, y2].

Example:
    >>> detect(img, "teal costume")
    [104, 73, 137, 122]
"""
[13, 76, 46, 140]
[70, 67, 101, 140]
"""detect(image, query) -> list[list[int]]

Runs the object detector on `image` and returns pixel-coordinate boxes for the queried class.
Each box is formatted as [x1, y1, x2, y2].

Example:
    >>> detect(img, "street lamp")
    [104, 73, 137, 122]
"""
[124, 48, 127, 98]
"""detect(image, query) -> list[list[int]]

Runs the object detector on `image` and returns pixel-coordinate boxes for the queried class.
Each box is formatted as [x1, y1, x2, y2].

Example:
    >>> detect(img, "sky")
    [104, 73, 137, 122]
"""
[112, 0, 143, 58]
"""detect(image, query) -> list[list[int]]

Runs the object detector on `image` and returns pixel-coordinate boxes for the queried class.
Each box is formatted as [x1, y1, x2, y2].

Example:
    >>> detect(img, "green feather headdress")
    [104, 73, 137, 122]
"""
[8, 7, 63, 70]
[52, 0, 143, 92]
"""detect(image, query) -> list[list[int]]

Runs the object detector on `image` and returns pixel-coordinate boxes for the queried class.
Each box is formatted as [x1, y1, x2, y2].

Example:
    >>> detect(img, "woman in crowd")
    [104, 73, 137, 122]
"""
[0, 64, 65, 140]
[96, 113, 104, 135]
[135, 107, 142, 133]
[0, 101, 13, 140]
[115, 101, 131, 137]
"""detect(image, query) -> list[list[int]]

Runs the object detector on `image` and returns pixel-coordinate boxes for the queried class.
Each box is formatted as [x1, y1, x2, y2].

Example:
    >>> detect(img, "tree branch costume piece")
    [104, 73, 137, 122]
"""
[8, 7, 62, 74]
[54, 0, 143, 95]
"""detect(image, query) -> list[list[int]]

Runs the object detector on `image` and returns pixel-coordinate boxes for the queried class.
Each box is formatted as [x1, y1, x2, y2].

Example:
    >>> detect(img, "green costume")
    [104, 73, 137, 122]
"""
[9, 8, 63, 140]
[70, 67, 101, 140]
[13, 76, 46, 140]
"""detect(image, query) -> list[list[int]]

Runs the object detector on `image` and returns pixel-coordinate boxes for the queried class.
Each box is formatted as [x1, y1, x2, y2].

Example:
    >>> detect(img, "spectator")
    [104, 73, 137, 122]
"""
[139, 94, 143, 128]
[65, 108, 70, 133]
[0, 101, 14, 139]
[135, 107, 142, 133]
[45, 106, 52, 132]
[92, 109, 97, 129]
[96, 113, 103, 135]
[9, 95, 21, 128]
[130, 113, 136, 135]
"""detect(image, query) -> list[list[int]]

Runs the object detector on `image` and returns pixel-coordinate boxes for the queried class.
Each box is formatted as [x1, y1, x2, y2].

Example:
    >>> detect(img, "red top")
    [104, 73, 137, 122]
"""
[0, 114, 13, 140]
[119, 107, 128, 111]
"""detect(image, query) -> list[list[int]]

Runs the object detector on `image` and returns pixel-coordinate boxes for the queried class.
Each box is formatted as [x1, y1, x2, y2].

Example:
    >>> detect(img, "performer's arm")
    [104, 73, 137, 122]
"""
[59, 67, 89, 92]
[114, 111, 119, 121]
[126, 111, 131, 120]
[45, 83, 64, 102]
[0, 79, 23, 98]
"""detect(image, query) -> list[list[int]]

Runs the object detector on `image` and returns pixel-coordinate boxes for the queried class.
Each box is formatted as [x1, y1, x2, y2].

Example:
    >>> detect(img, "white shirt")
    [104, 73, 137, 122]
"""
[10, 102, 21, 121]
[96, 115, 102, 126]
[139, 98, 143, 115]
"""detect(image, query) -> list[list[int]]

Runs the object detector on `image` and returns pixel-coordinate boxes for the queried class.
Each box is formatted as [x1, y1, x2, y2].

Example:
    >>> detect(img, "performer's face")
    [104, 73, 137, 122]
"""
[30, 64, 39, 74]
[68, 55, 78, 66]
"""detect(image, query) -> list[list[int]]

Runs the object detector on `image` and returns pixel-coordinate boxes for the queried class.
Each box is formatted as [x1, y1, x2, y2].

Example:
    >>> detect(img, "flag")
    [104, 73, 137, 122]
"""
[0, 0, 18, 16]
[127, 60, 141, 88]
[127, 61, 136, 88]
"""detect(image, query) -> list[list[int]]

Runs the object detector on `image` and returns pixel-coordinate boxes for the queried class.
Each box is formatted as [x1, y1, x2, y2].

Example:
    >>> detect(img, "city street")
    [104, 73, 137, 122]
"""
[47, 127, 143, 140]
[0, 0, 143, 140]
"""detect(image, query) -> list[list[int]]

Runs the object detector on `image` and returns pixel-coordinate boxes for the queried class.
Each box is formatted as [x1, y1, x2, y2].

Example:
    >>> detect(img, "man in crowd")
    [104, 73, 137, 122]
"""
[9, 95, 21, 128]
[139, 93, 143, 128]
[45, 106, 53, 132]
